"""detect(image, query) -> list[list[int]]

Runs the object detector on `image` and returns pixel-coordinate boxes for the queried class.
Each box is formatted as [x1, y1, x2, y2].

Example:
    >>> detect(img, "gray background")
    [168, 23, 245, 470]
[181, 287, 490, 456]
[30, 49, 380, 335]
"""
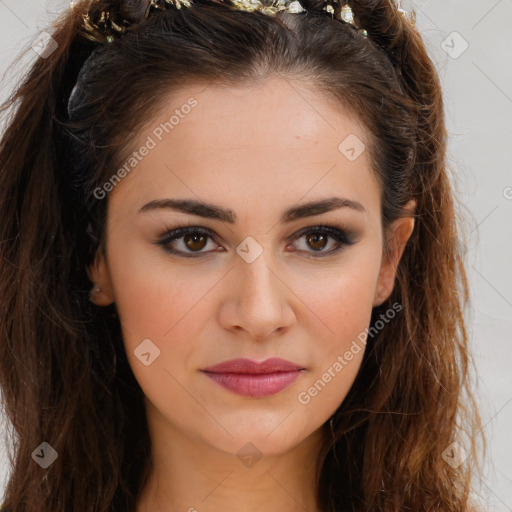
[0, 0, 511, 509]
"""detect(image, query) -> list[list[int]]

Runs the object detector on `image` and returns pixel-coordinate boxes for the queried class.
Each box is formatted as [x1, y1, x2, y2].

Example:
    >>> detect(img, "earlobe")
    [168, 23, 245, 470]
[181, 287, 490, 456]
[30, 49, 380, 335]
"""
[86, 248, 115, 306]
[373, 200, 416, 307]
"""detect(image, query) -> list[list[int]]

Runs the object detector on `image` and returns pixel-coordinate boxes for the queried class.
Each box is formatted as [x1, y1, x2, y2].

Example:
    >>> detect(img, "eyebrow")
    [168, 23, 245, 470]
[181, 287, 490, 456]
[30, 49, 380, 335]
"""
[138, 196, 366, 223]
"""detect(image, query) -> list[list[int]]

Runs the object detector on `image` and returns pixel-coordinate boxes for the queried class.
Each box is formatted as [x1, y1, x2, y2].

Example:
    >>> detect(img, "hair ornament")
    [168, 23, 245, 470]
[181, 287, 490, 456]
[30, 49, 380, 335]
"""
[80, 0, 414, 43]
[77, 0, 415, 44]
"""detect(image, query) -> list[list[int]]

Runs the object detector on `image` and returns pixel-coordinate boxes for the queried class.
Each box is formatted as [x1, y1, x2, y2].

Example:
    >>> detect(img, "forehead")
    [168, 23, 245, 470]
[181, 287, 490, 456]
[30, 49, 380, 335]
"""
[107, 77, 380, 223]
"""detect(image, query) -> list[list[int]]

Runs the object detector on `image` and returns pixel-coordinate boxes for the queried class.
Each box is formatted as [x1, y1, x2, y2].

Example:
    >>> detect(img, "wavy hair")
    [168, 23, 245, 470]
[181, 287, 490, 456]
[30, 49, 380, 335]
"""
[0, 0, 484, 510]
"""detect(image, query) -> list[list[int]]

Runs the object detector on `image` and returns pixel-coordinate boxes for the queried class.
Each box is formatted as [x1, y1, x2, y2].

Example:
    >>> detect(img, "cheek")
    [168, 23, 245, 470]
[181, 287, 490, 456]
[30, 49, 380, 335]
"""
[110, 257, 208, 339]
[303, 248, 380, 345]
[106, 245, 227, 381]
[310, 270, 375, 329]
[294, 267, 377, 411]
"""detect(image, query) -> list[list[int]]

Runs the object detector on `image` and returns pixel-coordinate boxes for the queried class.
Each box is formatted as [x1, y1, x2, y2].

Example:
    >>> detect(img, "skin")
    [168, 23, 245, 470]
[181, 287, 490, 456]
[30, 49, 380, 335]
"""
[88, 77, 415, 512]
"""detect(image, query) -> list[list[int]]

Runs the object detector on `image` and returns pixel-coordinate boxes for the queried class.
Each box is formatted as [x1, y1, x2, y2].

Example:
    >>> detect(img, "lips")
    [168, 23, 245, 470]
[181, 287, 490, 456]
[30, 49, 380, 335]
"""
[202, 357, 305, 374]
[201, 357, 305, 398]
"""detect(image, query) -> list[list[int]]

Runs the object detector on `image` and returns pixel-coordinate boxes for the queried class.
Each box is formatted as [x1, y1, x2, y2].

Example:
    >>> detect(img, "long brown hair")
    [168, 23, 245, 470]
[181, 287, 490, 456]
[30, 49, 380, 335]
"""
[0, 0, 484, 510]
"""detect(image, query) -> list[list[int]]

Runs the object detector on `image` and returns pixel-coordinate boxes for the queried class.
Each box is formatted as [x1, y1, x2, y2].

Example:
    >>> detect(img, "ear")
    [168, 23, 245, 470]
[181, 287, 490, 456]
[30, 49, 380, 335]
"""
[373, 199, 416, 307]
[86, 246, 115, 306]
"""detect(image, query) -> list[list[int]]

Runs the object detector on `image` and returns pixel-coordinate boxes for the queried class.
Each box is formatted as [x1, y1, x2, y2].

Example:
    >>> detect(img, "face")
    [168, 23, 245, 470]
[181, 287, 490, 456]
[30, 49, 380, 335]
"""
[89, 77, 414, 459]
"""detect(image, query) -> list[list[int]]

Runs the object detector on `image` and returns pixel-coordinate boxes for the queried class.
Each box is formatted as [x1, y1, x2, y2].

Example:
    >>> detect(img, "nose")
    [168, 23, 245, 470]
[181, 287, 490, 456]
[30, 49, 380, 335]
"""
[218, 251, 296, 341]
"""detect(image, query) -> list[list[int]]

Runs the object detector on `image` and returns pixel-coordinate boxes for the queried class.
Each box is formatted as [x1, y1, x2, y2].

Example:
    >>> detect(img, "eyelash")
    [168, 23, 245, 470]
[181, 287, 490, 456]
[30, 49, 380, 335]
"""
[156, 224, 356, 258]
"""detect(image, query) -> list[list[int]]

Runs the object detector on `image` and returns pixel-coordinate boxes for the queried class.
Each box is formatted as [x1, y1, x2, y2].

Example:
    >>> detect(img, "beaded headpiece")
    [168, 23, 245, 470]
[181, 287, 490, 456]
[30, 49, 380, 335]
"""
[76, 0, 416, 44]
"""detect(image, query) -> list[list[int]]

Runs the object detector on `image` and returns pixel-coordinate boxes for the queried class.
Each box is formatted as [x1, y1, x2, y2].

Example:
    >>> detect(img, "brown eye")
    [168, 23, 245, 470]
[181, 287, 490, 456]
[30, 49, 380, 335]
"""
[157, 227, 219, 257]
[183, 233, 209, 252]
[291, 226, 354, 256]
[305, 232, 329, 251]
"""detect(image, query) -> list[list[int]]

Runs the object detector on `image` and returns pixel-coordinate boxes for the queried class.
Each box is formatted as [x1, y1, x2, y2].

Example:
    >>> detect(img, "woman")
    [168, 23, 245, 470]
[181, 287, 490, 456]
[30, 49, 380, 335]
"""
[0, 0, 484, 511]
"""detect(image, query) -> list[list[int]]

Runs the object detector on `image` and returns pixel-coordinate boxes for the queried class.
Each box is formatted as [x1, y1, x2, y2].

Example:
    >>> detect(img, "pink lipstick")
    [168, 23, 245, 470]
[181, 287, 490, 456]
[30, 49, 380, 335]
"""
[201, 357, 305, 398]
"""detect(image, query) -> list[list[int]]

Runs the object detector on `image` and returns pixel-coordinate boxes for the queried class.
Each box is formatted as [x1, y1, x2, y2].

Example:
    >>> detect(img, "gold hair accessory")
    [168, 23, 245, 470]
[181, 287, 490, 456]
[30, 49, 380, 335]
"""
[79, 0, 415, 45]
[78, 0, 379, 43]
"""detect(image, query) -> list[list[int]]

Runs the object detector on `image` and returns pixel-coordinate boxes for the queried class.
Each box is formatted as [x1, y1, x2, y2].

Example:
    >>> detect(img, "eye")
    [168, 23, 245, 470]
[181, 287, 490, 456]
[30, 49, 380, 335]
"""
[289, 225, 355, 256]
[156, 224, 355, 258]
[157, 227, 220, 257]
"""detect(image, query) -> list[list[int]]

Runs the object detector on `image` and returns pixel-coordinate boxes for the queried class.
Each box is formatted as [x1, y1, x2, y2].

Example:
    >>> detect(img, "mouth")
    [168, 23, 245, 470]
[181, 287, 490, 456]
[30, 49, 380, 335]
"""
[200, 357, 306, 398]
